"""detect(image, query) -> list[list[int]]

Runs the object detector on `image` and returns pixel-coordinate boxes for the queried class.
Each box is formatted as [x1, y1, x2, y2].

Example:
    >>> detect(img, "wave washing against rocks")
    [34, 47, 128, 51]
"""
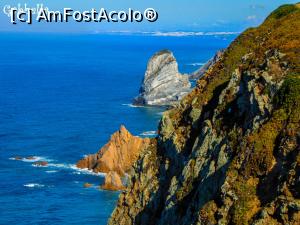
[77, 125, 150, 190]
[9, 156, 106, 177]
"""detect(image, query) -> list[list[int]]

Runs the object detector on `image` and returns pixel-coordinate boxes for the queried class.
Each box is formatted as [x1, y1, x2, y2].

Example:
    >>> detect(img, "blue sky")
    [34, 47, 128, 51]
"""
[0, 0, 297, 33]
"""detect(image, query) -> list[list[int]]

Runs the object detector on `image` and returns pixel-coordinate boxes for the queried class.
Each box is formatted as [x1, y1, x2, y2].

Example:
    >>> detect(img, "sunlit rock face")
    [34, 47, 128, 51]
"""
[133, 50, 191, 106]
[77, 125, 150, 176]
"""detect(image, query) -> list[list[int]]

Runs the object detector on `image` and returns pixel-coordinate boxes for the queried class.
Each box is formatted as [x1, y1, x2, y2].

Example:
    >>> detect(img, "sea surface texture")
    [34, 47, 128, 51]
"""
[0, 33, 234, 225]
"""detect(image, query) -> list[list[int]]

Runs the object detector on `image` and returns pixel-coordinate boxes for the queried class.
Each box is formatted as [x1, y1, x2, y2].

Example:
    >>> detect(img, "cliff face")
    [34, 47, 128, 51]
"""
[133, 50, 191, 106]
[190, 50, 224, 80]
[109, 4, 300, 225]
[77, 126, 150, 176]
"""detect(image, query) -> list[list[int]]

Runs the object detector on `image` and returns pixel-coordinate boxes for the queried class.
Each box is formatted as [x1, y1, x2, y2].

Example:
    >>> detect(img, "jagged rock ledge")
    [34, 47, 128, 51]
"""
[77, 125, 149, 190]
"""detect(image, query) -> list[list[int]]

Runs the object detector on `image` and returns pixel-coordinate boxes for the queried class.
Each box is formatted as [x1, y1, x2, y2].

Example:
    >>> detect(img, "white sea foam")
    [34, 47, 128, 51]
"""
[32, 164, 48, 168]
[45, 170, 58, 173]
[10, 155, 105, 177]
[186, 62, 206, 66]
[122, 103, 145, 108]
[47, 163, 106, 177]
[24, 183, 45, 188]
[69, 165, 106, 177]
[9, 156, 49, 162]
[140, 131, 157, 136]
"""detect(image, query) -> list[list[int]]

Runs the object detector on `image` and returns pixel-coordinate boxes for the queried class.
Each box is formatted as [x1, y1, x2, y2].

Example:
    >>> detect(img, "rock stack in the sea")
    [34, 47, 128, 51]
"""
[77, 125, 150, 190]
[101, 171, 125, 191]
[189, 49, 224, 80]
[133, 50, 191, 106]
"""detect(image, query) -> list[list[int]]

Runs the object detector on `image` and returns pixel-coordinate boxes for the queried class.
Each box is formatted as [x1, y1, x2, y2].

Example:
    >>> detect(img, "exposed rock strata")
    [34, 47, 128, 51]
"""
[133, 50, 191, 106]
[109, 4, 300, 225]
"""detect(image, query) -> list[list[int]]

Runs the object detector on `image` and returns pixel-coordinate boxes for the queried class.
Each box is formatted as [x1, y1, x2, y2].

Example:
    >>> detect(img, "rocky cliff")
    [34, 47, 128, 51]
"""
[190, 50, 224, 80]
[77, 126, 150, 176]
[102, 171, 125, 191]
[133, 50, 191, 106]
[109, 4, 300, 225]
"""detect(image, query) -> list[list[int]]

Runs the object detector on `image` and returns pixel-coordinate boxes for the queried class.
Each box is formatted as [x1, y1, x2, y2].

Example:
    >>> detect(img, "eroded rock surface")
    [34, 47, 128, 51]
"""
[77, 125, 150, 176]
[133, 50, 191, 106]
[101, 171, 125, 191]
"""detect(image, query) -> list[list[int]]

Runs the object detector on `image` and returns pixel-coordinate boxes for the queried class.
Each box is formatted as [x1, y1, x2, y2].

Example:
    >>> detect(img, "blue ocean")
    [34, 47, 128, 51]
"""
[0, 33, 235, 225]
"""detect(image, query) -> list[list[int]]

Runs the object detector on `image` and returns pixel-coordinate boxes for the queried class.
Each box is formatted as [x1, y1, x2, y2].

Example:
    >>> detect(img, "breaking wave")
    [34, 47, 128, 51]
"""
[140, 131, 157, 136]
[24, 183, 45, 188]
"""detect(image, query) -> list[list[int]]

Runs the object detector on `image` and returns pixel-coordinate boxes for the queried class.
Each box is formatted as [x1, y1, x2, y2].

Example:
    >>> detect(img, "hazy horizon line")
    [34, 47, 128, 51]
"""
[0, 30, 241, 36]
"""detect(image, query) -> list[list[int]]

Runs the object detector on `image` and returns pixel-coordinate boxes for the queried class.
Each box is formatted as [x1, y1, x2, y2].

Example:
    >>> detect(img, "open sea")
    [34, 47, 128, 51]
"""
[0, 33, 235, 225]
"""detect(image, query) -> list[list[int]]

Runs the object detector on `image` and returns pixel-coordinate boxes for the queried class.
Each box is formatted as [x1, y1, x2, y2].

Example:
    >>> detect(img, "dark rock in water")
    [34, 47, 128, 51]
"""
[189, 49, 224, 80]
[32, 161, 48, 167]
[25, 156, 36, 160]
[133, 50, 191, 106]
[13, 156, 23, 160]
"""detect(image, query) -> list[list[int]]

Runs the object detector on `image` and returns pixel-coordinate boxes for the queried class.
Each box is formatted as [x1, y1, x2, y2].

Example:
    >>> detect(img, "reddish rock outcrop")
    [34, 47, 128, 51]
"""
[32, 161, 48, 167]
[101, 171, 125, 191]
[13, 156, 23, 160]
[25, 156, 36, 160]
[83, 183, 93, 188]
[77, 125, 150, 176]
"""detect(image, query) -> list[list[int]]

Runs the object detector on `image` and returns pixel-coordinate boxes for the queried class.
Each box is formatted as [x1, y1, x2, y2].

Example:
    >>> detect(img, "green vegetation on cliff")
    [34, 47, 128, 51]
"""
[109, 4, 300, 225]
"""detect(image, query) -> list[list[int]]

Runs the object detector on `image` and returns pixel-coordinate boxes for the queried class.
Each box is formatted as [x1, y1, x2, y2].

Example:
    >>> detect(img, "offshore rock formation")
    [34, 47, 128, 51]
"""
[32, 161, 48, 167]
[83, 183, 93, 188]
[133, 50, 191, 106]
[190, 50, 225, 80]
[102, 171, 125, 191]
[109, 4, 300, 225]
[77, 126, 149, 191]
[77, 125, 150, 176]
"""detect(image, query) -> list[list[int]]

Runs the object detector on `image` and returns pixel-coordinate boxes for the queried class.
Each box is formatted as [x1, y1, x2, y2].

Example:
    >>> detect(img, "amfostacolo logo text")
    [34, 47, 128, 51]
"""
[3, 4, 159, 24]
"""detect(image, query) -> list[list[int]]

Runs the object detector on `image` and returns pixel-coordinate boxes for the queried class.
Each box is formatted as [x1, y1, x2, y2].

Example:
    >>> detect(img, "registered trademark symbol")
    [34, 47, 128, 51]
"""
[144, 8, 158, 22]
